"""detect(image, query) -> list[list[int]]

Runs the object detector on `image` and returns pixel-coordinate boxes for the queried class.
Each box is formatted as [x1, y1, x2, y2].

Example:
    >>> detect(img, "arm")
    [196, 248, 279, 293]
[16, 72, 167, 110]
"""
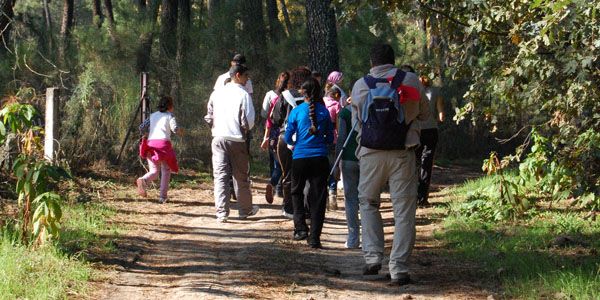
[169, 115, 184, 136]
[283, 110, 296, 145]
[261, 91, 272, 119]
[204, 95, 214, 126]
[335, 111, 348, 157]
[242, 93, 255, 131]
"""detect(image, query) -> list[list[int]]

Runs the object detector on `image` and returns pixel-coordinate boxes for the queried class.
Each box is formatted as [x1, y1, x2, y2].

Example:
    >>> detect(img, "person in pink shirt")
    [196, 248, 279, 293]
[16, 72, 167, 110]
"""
[323, 86, 342, 210]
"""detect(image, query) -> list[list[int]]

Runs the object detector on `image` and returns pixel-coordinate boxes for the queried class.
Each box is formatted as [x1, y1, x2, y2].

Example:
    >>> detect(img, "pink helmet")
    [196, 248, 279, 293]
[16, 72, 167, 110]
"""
[327, 71, 343, 84]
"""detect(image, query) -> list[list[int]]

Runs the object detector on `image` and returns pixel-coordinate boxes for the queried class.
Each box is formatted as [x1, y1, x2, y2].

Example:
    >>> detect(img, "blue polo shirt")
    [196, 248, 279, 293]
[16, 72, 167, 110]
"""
[284, 102, 333, 159]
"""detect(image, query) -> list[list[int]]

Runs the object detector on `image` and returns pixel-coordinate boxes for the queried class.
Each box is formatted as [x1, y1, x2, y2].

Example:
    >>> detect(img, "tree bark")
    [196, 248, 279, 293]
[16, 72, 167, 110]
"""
[43, 0, 54, 53]
[135, 0, 160, 73]
[0, 0, 15, 55]
[92, 0, 103, 28]
[59, 0, 74, 65]
[305, 0, 339, 78]
[137, 0, 147, 11]
[172, 0, 191, 101]
[279, 0, 292, 35]
[159, 0, 178, 95]
[207, 0, 219, 20]
[103, 0, 118, 45]
[240, 0, 269, 85]
[267, 0, 283, 42]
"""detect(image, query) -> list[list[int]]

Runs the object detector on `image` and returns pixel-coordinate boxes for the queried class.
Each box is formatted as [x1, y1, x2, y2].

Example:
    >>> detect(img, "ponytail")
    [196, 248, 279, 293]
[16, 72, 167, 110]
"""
[300, 77, 323, 135]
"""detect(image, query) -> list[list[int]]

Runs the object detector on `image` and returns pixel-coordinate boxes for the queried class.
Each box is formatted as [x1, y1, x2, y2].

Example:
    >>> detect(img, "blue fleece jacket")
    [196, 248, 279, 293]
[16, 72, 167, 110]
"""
[284, 101, 333, 159]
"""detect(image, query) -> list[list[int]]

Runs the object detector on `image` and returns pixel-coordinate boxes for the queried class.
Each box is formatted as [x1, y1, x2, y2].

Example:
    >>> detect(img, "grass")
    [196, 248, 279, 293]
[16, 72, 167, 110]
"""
[437, 175, 600, 299]
[0, 199, 123, 299]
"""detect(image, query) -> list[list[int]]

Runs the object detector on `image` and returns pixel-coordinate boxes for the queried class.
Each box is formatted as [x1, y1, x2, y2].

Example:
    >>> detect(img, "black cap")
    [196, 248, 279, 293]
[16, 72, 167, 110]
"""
[232, 54, 246, 65]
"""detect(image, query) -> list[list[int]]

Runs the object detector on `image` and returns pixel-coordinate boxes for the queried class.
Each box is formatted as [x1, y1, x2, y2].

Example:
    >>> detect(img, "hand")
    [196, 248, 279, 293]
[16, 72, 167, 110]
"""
[438, 112, 445, 123]
[260, 138, 269, 150]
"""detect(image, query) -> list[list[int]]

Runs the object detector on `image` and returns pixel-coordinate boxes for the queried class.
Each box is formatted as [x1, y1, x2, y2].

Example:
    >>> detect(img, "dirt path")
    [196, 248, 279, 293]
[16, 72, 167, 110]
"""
[90, 165, 495, 299]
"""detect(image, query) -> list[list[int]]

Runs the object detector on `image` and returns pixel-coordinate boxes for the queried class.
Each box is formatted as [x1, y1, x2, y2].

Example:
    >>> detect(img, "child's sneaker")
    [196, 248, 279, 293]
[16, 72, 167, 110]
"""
[239, 205, 260, 219]
[217, 216, 228, 223]
[159, 197, 167, 204]
[136, 178, 147, 197]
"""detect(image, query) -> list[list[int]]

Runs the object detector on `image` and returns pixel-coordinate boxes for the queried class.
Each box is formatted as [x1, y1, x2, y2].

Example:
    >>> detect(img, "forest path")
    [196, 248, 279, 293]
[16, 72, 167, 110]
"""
[90, 164, 495, 299]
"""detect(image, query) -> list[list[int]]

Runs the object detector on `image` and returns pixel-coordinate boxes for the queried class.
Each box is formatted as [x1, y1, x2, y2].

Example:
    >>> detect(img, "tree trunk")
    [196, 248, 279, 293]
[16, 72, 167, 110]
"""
[135, 0, 160, 73]
[43, 0, 54, 53]
[267, 0, 283, 42]
[172, 0, 191, 102]
[137, 0, 147, 11]
[305, 0, 339, 78]
[240, 0, 269, 86]
[103, 0, 118, 45]
[159, 0, 178, 95]
[279, 0, 292, 35]
[59, 0, 74, 65]
[207, 0, 219, 20]
[92, 0, 103, 28]
[0, 0, 15, 55]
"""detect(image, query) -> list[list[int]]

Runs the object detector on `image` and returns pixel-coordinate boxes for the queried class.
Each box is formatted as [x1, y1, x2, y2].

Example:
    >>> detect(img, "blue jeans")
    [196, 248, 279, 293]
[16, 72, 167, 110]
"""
[341, 160, 360, 247]
[269, 147, 282, 187]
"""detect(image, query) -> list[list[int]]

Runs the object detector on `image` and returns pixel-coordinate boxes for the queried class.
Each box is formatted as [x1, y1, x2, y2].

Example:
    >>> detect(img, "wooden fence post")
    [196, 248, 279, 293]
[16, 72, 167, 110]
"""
[44, 87, 60, 161]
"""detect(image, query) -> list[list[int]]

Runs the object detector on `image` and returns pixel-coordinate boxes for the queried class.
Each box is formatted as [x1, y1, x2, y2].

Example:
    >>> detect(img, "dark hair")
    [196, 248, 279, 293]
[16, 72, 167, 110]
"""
[370, 43, 395, 66]
[232, 53, 246, 65]
[325, 85, 341, 97]
[224, 77, 232, 84]
[274, 71, 290, 95]
[158, 95, 174, 112]
[289, 66, 312, 90]
[300, 77, 323, 135]
[400, 64, 415, 73]
[229, 64, 249, 77]
[311, 70, 322, 78]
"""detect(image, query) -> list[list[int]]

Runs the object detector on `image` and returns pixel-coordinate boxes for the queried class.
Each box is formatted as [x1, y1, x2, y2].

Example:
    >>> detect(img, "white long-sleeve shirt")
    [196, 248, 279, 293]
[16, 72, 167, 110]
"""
[209, 82, 255, 142]
[213, 72, 254, 95]
[145, 111, 178, 140]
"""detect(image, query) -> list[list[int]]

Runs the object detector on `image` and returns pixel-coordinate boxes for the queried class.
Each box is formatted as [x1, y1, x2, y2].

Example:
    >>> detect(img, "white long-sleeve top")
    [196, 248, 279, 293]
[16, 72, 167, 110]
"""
[209, 82, 255, 142]
[146, 111, 178, 140]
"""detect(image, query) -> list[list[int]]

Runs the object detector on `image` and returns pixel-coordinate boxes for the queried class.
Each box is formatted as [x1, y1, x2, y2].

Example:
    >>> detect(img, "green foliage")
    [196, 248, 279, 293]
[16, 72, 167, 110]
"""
[439, 213, 600, 299]
[1, 101, 70, 245]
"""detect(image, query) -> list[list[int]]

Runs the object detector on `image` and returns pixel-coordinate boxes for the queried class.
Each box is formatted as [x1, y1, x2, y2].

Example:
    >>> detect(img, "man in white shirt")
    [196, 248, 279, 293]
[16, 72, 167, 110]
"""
[213, 54, 254, 97]
[209, 64, 259, 223]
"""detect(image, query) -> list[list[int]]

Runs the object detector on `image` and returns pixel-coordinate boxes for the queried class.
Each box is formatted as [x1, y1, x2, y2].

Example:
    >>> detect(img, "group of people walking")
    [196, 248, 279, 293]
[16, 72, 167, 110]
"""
[134, 43, 445, 286]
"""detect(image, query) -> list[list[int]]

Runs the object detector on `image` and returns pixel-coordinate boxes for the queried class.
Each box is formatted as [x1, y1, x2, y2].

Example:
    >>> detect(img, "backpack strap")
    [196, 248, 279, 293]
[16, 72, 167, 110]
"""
[363, 75, 390, 89]
[390, 70, 407, 90]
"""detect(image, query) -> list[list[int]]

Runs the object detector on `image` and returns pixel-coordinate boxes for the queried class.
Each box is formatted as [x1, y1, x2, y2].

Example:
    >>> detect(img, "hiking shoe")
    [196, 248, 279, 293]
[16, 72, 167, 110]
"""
[217, 216, 228, 223]
[293, 231, 308, 241]
[344, 241, 360, 249]
[136, 178, 147, 197]
[282, 210, 294, 219]
[265, 184, 274, 204]
[362, 263, 382, 275]
[388, 273, 412, 286]
[328, 193, 338, 210]
[308, 241, 322, 249]
[240, 205, 260, 219]
[159, 197, 167, 204]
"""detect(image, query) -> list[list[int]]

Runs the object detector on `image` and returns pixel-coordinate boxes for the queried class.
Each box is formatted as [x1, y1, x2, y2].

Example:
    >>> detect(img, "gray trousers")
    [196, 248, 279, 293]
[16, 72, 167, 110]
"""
[358, 149, 417, 278]
[212, 137, 253, 217]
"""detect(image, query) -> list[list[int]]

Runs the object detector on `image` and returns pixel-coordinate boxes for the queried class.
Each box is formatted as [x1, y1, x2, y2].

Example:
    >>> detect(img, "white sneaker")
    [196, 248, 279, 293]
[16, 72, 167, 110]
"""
[240, 205, 260, 219]
[217, 216, 228, 223]
[282, 210, 294, 219]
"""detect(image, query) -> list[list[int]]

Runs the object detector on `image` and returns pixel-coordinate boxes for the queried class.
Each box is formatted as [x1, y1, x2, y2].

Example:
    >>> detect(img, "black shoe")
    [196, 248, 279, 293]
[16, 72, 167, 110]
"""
[388, 273, 412, 286]
[293, 231, 308, 241]
[308, 242, 322, 249]
[362, 263, 382, 275]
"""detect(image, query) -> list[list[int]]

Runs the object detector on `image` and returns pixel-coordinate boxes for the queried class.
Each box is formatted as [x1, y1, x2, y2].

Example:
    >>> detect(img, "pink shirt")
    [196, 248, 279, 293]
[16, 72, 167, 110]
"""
[323, 96, 341, 143]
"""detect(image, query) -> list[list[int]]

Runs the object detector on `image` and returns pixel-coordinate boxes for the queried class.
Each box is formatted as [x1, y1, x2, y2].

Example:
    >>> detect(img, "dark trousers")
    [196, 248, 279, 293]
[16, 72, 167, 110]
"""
[291, 156, 329, 243]
[277, 134, 294, 214]
[415, 128, 438, 203]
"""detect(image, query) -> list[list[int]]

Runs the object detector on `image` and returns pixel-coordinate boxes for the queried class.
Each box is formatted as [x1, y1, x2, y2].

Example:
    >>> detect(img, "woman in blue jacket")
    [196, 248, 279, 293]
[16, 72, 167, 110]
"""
[285, 77, 334, 248]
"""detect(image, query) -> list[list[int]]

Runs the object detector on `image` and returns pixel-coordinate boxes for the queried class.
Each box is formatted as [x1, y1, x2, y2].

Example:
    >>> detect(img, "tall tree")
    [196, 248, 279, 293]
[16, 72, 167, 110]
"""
[240, 0, 269, 85]
[92, 0, 104, 28]
[305, 0, 339, 78]
[0, 0, 16, 55]
[172, 0, 191, 100]
[43, 0, 54, 52]
[103, 0, 118, 44]
[135, 0, 160, 73]
[59, 0, 74, 65]
[159, 0, 178, 95]
[267, 0, 283, 42]
[279, 0, 292, 35]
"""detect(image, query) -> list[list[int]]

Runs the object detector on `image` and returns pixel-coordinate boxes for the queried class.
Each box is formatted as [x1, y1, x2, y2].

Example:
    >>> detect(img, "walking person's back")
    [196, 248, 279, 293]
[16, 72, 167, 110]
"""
[351, 43, 429, 286]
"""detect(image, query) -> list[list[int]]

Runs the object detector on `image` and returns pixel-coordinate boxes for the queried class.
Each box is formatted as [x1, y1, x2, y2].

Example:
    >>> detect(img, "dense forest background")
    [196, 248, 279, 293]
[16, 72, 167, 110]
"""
[0, 0, 598, 199]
